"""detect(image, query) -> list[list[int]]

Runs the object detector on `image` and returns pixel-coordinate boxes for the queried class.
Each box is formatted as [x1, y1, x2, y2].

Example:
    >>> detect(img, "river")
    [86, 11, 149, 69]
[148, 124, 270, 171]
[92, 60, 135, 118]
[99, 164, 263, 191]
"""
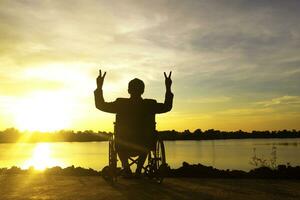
[0, 138, 299, 171]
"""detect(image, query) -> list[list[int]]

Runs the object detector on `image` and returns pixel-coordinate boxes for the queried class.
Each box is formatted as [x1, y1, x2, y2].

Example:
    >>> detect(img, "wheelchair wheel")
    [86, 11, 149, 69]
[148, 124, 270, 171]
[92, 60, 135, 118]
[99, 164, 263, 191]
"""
[146, 139, 167, 184]
[102, 135, 118, 183]
[102, 165, 116, 182]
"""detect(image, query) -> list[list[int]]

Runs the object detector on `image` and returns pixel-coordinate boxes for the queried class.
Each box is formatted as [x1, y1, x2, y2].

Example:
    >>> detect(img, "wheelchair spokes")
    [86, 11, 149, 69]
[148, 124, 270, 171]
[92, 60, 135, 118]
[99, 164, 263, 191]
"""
[144, 139, 167, 183]
[102, 136, 168, 184]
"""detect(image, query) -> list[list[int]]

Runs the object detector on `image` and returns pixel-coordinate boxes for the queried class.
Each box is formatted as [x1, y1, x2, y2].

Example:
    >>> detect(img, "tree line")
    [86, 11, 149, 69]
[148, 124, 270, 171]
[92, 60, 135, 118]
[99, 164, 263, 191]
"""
[0, 128, 299, 143]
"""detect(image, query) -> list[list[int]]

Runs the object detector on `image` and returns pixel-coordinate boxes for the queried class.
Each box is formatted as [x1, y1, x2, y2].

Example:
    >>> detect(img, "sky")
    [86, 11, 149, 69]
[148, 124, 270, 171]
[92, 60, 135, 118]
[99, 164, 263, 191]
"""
[0, 0, 300, 132]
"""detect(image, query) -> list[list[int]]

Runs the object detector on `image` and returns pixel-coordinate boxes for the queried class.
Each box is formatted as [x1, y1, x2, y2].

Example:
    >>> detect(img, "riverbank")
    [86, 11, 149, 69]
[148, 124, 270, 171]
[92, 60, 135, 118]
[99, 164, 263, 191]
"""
[1, 174, 300, 200]
[2, 162, 300, 179]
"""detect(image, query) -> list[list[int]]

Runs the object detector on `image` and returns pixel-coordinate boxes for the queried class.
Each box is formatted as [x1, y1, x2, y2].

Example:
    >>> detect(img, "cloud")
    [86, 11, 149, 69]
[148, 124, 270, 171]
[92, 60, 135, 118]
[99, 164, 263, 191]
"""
[1, 0, 300, 130]
[217, 107, 274, 117]
[215, 95, 300, 118]
[185, 96, 232, 104]
[256, 96, 300, 107]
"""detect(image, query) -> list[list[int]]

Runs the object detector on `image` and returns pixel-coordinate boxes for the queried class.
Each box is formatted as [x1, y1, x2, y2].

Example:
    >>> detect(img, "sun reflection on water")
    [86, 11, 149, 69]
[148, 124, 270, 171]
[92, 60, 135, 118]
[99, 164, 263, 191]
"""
[22, 143, 64, 170]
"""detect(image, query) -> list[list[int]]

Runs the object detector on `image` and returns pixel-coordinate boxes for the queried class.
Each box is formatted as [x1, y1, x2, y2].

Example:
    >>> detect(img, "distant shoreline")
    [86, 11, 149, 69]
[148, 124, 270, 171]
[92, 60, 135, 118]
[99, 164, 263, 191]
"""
[1, 136, 300, 144]
[1, 128, 300, 143]
[1, 162, 300, 179]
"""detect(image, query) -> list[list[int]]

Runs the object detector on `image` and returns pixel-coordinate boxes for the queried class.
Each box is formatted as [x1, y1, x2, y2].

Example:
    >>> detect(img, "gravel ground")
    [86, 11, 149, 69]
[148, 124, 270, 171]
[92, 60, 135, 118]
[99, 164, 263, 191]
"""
[1, 175, 300, 200]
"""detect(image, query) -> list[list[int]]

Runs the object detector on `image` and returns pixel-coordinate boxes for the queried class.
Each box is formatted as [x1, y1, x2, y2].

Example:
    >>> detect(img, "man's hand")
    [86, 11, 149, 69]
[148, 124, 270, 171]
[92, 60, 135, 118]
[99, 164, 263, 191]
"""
[164, 71, 172, 91]
[96, 69, 106, 89]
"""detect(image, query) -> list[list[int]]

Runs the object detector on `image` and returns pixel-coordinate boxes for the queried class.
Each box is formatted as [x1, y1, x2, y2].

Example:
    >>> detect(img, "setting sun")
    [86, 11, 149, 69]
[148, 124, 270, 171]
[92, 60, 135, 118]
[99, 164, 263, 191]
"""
[13, 92, 72, 132]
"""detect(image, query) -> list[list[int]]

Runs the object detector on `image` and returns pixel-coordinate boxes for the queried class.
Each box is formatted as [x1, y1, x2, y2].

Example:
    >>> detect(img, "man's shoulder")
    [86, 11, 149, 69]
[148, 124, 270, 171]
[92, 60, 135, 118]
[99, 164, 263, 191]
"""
[115, 98, 157, 105]
[143, 98, 157, 104]
[115, 98, 130, 102]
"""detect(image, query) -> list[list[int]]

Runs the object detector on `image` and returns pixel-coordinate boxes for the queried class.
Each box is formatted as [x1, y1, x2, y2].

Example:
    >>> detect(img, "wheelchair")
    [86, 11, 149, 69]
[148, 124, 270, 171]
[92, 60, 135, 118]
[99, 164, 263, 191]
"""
[102, 123, 168, 184]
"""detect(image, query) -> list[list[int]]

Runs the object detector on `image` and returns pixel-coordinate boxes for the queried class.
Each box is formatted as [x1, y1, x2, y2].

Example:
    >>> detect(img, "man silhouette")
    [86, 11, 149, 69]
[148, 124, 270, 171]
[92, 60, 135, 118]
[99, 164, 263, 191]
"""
[94, 69, 173, 177]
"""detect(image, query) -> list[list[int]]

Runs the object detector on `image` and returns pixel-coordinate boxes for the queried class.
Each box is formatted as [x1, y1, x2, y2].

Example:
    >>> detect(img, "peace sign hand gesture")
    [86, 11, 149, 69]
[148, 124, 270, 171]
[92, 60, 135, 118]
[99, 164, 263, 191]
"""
[164, 71, 172, 90]
[96, 70, 106, 89]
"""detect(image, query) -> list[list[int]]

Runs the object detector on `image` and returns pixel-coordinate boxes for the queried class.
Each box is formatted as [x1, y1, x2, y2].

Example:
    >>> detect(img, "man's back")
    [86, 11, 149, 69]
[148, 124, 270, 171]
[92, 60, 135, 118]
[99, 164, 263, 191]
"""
[114, 98, 158, 153]
[115, 97, 157, 130]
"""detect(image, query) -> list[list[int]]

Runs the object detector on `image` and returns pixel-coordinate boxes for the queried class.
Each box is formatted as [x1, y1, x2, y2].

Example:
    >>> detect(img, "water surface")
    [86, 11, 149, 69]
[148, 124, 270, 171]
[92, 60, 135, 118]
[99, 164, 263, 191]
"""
[0, 138, 299, 171]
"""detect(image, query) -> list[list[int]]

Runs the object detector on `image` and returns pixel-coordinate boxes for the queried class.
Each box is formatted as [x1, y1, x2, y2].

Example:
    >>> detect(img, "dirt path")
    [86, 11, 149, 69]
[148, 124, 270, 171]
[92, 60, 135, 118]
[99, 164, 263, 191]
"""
[1, 175, 300, 200]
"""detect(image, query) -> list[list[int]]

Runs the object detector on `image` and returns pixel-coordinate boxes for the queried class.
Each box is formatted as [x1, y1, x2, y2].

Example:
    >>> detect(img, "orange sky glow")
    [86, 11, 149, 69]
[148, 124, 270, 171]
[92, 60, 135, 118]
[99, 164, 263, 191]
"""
[1, 0, 300, 132]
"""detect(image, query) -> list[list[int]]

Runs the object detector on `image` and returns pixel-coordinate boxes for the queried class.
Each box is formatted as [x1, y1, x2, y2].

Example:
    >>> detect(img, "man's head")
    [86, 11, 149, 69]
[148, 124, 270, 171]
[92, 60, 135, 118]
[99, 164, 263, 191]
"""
[128, 78, 145, 97]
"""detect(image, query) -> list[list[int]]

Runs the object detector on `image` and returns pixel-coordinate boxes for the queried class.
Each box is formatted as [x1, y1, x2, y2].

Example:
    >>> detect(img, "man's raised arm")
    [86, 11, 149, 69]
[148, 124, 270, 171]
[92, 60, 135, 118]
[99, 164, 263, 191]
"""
[155, 71, 174, 113]
[94, 70, 117, 113]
